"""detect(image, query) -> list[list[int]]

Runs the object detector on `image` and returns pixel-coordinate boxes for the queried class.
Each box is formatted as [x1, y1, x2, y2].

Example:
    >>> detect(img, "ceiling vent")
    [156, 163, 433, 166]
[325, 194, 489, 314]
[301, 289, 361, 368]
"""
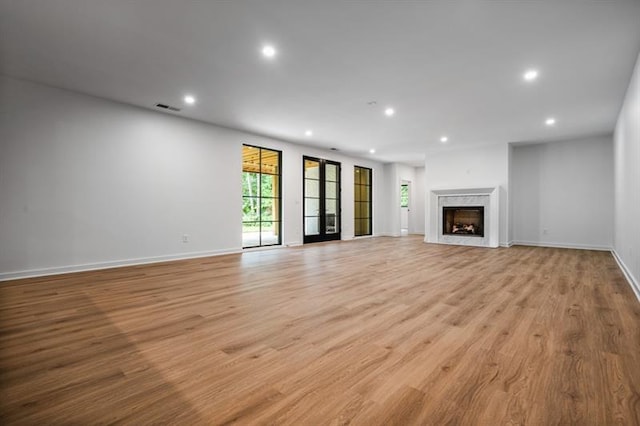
[155, 103, 181, 112]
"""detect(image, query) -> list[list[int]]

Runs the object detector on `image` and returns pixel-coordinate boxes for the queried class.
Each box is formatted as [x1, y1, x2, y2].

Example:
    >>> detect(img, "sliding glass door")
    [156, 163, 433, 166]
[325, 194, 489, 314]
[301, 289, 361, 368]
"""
[304, 156, 341, 243]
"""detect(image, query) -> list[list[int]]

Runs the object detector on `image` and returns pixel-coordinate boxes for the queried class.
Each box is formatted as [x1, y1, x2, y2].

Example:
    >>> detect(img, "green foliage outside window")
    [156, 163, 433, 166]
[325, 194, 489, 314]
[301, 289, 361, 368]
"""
[400, 184, 409, 208]
[243, 172, 277, 225]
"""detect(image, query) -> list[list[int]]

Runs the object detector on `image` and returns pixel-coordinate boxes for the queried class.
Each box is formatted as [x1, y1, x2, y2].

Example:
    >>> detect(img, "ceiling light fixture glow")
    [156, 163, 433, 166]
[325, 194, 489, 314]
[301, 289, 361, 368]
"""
[183, 95, 196, 105]
[384, 107, 395, 116]
[523, 69, 539, 81]
[440, 136, 448, 143]
[369, 148, 376, 154]
[305, 130, 313, 136]
[262, 45, 276, 58]
[545, 117, 556, 126]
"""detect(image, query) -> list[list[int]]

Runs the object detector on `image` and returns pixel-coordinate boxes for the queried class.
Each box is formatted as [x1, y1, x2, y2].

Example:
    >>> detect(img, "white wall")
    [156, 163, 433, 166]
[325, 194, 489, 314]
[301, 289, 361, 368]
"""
[614, 51, 640, 297]
[381, 163, 425, 236]
[412, 167, 426, 235]
[512, 136, 613, 250]
[425, 143, 510, 245]
[0, 76, 387, 279]
[507, 144, 514, 244]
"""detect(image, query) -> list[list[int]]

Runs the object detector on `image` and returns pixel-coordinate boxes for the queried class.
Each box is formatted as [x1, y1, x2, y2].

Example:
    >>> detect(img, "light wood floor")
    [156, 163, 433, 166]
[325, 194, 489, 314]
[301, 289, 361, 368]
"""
[1, 236, 639, 425]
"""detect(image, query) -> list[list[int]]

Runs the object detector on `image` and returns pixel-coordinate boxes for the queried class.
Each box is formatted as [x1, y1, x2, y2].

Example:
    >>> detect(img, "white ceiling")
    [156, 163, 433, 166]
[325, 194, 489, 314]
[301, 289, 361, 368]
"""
[1, 1, 639, 166]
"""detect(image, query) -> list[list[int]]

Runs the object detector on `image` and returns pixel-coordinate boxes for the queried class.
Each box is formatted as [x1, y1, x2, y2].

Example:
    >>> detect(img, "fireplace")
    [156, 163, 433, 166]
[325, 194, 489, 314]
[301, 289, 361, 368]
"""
[442, 206, 484, 237]
[429, 187, 498, 248]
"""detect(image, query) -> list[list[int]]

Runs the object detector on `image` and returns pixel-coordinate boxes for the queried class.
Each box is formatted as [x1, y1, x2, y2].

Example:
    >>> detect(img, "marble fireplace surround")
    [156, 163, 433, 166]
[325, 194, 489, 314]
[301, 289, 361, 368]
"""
[427, 187, 500, 248]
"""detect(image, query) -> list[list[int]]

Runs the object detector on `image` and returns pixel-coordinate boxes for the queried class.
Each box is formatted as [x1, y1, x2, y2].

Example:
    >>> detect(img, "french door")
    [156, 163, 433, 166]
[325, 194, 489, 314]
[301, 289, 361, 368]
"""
[303, 156, 341, 243]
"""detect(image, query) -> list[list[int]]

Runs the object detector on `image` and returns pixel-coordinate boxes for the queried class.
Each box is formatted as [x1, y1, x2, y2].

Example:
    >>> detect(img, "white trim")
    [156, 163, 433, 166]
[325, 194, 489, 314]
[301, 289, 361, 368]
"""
[513, 241, 612, 251]
[0, 248, 241, 282]
[500, 241, 514, 248]
[352, 235, 376, 240]
[242, 245, 285, 252]
[612, 249, 640, 302]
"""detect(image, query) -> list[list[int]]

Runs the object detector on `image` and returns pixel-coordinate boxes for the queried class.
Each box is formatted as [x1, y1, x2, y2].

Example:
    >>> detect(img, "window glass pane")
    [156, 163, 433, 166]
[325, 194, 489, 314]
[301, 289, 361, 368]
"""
[305, 217, 319, 235]
[326, 164, 338, 182]
[326, 199, 337, 215]
[261, 198, 276, 221]
[242, 221, 260, 247]
[362, 202, 370, 218]
[242, 146, 260, 173]
[305, 198, 319, 216]
[261, 174, 279, 198]
[362, 219, 371, 235]
[242, 172, 259, 197]
[354, 168, 362, 185]
[326, 213, 338, 233]
[243, 197, 259, 222]
[305, 160, 320, 179]
[362, 169, 371, 185]
[261, 149, 280, 175]
[360, 186, 370, 202]
[260, 221, 279, 245]
[305, 179, 319, 197]
[326, 181, 337, 198]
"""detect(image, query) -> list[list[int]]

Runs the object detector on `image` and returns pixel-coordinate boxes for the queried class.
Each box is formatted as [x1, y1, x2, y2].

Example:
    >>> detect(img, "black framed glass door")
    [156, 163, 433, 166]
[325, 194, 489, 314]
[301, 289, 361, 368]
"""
[303, 156, 341, 243]
[242, 145, 282, 248]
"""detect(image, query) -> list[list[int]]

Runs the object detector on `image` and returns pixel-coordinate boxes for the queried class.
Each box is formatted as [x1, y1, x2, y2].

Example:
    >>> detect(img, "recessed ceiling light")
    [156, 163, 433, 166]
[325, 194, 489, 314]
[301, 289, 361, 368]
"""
[384, 107, 395, 117]
[545, 117, 556, 126]
[523, 69, 539, 82]
[183, 95, 196, 105]
[262, 45, 276, 58]
[305, 130, 313, 137]
[440, 136, 448, 143]
[369, 148, 376, 154]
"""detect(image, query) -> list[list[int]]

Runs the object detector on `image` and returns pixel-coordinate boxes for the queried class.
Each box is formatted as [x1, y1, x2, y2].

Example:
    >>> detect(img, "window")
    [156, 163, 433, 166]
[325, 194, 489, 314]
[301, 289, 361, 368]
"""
[354, 166, 372, 236]
[242, 145, 281, 248]
[400, 184, 409, 208]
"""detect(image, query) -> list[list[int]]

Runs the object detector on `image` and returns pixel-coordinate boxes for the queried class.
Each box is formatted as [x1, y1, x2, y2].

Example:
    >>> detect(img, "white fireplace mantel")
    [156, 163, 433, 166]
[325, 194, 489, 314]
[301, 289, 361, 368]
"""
[427, 186, 500, 248]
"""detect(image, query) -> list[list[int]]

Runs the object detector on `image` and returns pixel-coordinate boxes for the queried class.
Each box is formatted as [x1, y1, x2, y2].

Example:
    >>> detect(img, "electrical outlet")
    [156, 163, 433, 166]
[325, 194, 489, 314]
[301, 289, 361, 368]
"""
[182, 234, 190, 243]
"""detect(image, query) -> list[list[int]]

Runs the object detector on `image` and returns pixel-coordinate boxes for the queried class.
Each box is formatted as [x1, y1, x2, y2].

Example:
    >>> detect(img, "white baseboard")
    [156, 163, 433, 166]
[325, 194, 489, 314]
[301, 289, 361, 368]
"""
[611, 249, 640, 302]
[513, 240, 612, 251]
[500, 241, 514, 248]
[0, 248, 241, 282]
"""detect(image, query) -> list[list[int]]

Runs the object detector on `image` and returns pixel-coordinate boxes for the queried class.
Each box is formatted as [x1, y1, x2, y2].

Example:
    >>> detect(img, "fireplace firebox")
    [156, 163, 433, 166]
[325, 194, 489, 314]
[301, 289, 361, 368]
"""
[442, 206, 484, 237]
